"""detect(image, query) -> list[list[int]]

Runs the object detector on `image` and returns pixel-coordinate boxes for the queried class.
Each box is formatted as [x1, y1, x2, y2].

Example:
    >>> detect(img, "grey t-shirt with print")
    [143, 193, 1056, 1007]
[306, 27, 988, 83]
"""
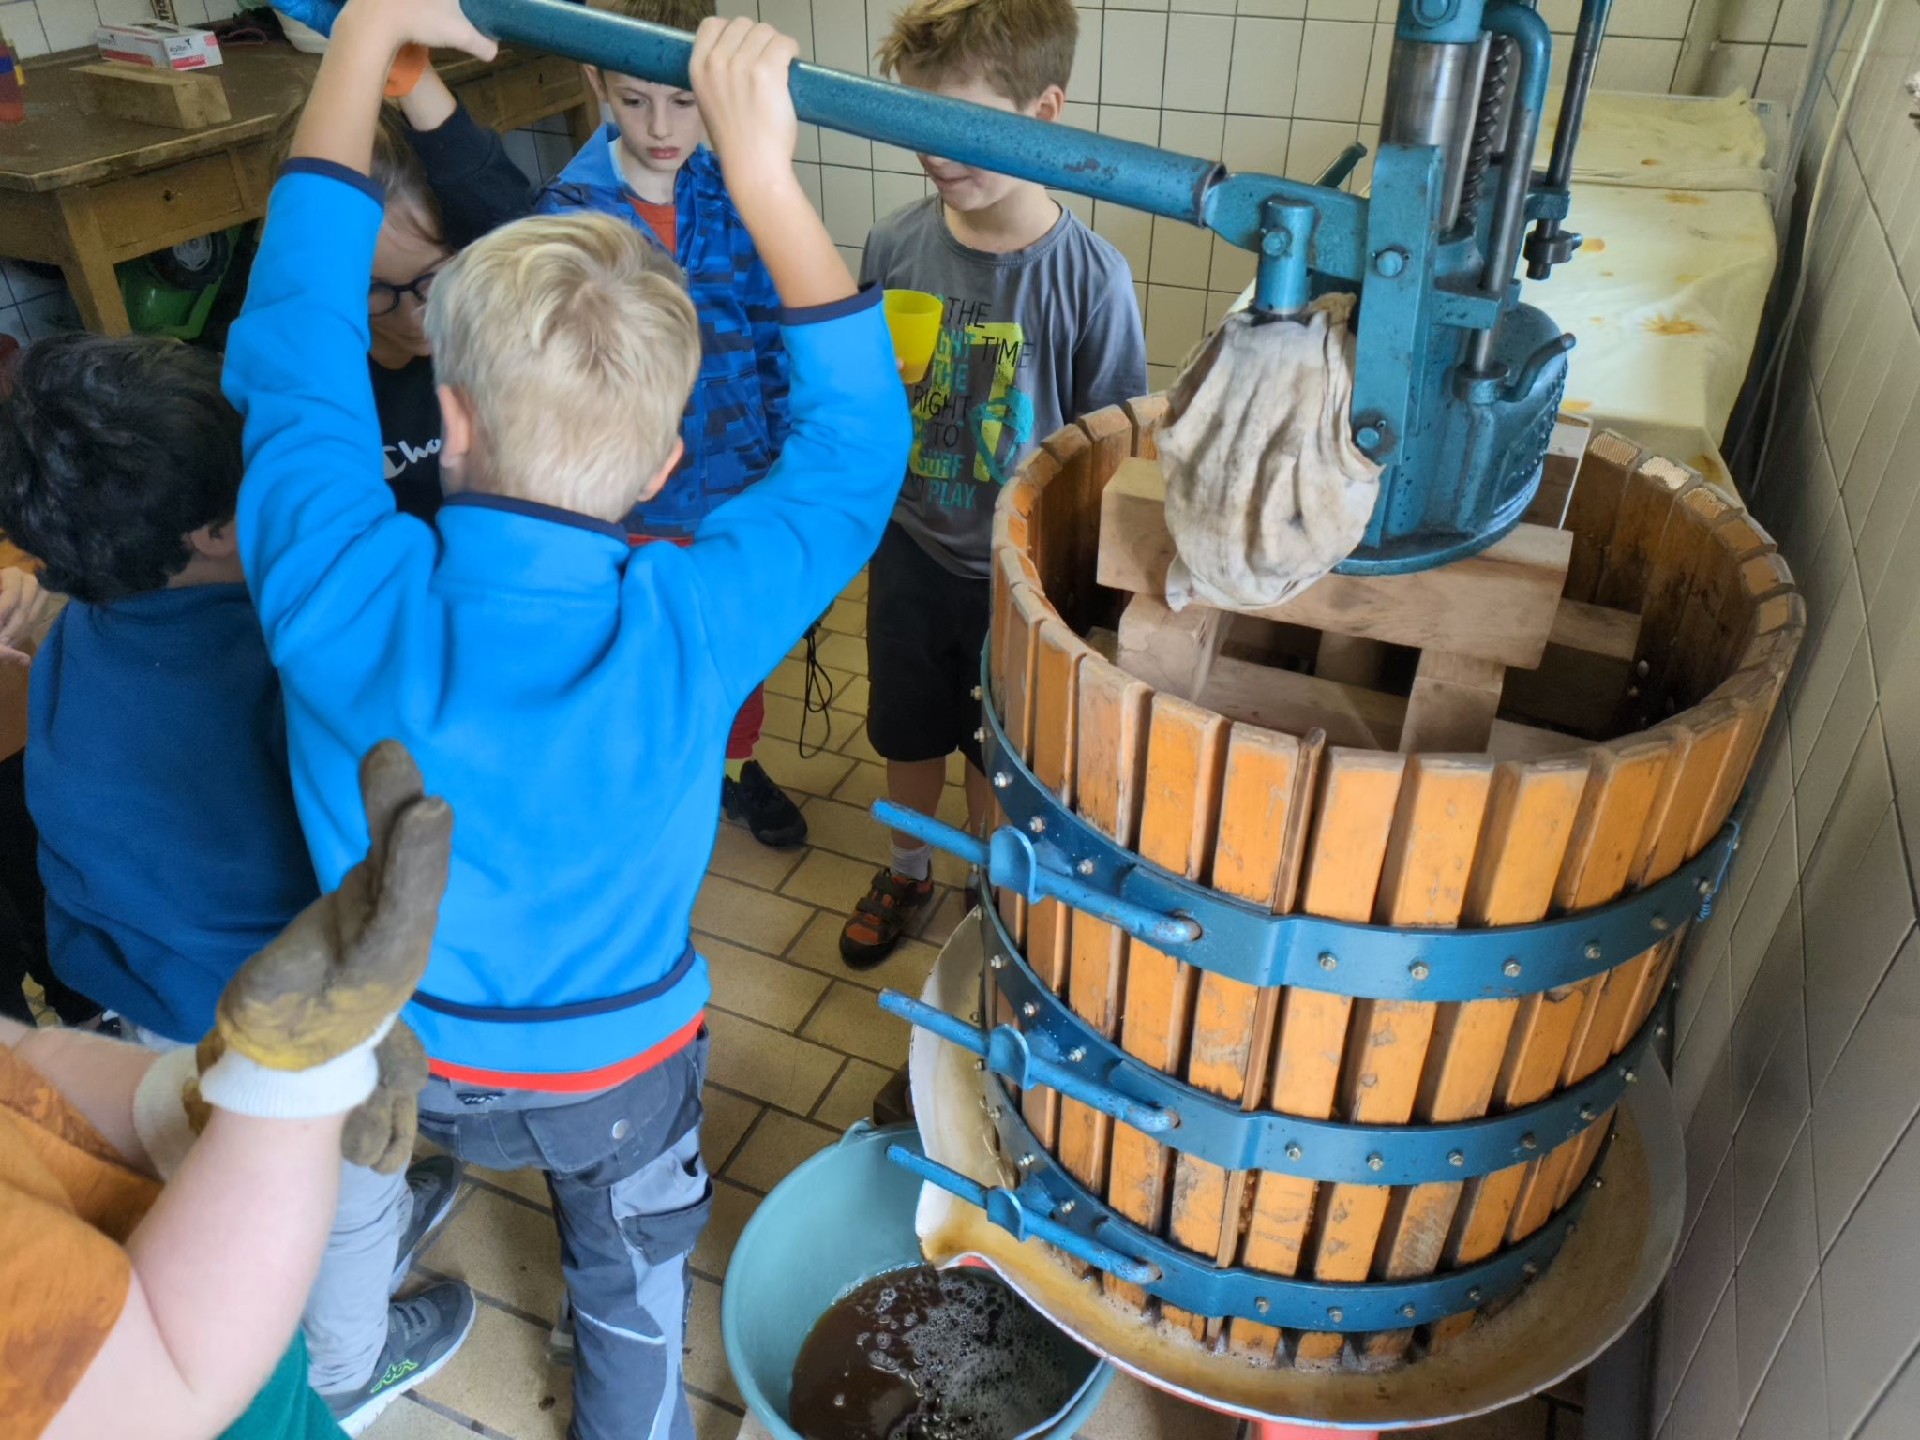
[859, 198, 1148, 578]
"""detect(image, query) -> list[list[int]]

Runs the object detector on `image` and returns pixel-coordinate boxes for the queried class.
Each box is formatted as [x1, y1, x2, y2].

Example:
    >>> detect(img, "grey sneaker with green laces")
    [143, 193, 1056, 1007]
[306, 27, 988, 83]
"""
[325, 1279, 478, 1436]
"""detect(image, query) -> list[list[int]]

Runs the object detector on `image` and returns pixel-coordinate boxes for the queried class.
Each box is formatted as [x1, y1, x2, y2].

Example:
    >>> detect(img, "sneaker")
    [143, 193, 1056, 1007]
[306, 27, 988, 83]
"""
[839, 869, 935, 969]
[390, 1155, 463, 1289]
[723, 759, 808, 848]
[324, 1280, 478, 1436]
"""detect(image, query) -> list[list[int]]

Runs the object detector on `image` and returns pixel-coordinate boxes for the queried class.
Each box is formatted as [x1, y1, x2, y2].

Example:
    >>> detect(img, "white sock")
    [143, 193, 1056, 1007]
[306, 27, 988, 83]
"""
[891, 843, 932, 882]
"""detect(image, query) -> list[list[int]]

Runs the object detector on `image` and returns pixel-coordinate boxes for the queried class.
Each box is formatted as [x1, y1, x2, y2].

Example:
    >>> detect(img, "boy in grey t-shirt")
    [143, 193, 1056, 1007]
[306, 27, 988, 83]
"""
[839, 0, 1146, 968]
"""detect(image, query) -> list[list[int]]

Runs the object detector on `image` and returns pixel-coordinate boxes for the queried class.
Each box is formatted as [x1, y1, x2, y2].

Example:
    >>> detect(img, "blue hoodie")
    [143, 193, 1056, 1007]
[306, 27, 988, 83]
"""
[538, 132, 790, 538]
[223, 161, 910, 1088]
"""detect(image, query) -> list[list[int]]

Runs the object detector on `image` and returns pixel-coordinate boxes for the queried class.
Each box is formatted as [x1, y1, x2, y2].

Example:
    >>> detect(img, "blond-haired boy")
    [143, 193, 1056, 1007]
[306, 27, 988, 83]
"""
[840, 0, 1146, 966]
[223, 3, 911, 1433]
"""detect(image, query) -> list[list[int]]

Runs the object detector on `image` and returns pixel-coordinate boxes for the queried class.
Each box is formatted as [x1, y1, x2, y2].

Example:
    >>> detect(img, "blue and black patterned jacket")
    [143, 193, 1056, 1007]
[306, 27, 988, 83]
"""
[536, 129, 791, 537]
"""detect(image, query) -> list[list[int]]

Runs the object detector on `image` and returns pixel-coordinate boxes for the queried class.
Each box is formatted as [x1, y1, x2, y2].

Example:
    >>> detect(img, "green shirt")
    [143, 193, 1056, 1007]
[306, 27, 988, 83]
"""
[221, 1337, 345, 1440]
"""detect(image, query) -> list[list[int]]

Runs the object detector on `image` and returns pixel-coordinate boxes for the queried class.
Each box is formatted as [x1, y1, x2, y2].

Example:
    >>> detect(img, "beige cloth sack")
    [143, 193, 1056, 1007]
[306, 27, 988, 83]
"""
[1159, 296, 1381, 611]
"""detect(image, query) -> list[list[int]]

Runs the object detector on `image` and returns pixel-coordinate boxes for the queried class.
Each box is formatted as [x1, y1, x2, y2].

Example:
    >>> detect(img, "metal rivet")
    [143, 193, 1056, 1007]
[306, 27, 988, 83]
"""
[985, 1105, 1002, 1120]
[1028, 816, 1046, 834]
[1635, 659, 1650, 677]
[1523, 1262, 1540, 1279]
[1567, 1221, 1580, 1237]
[989, 954, 1006, 970]
[1651, 914, 1670, 933]
[1697, 877, 1714, 897]
[1578, 1104, 1596, 1122]
[1584, 942, 1603, 961]
[1285, 1143, 1304, 1161]
[1367, 1153, 1385, 1172]
[1623, 1068, 1638, 1084]
[1355, 425, 1383, 451]
[992, 771, 1011, 790]
[1373, 246, 1408, 278]
[1076, 858, 1096, 876]
[1400, 1303, 1418, 1320]
[974, 728, 987, 744]
[1409, 961, 1431, 981]
[1327, 1307, 1345, 1324]
[1521, 1133, 1538, 1151]
[1020, 1001, 1038, 1019]
[1018, 1152, 1036, 1169]
[973, 1058, 985, 1071]
[1068, 1046, 1087, 1063]
[1592, 1176, 1606, 1191]
[1504, 959, 1523, 979]
[971, 686, 983, 701]
[1448, 1150, 1465, 1167]
[611, 1118, 631, 1141]
[970, 1011, 980, 1024]
[1059, 1199, 1075, 1215]
[1467, 1287, 1483, 1304]
[1318, 951, 1339, 971]
[1256, 1297, 1271, 1315]
[1656, 1024, 1668, 1039]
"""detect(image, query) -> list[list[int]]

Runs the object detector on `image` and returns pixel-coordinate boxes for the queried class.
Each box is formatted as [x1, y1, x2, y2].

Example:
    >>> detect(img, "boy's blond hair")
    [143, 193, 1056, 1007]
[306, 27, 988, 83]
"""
[590, 0, 714, 35]
[876, 0, 1077, 107]
[426, 213, 700, 522]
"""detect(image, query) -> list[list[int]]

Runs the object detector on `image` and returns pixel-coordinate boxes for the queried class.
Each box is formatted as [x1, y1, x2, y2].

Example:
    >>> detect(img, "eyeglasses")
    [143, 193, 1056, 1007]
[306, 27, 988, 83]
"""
[368, 267, 442, 317]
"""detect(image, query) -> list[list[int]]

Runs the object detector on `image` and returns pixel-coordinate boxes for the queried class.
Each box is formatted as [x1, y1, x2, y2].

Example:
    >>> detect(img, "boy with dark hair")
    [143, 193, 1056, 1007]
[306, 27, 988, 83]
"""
[839, 0, 1146, 965]
[0, 334, 472, 1434]
[223, 3, 909, 1434]
[536, 0, 809, 850]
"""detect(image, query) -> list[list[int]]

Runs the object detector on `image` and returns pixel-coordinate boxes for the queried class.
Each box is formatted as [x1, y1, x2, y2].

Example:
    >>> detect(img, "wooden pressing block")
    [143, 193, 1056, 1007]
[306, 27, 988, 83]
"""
[1098, 457, 1575, 670]
[1402, 650, 1507, 753]
[1522, 413, 1593, 529]
[1503, 598, 1643, 735]
[1196, 652, 1585, 761]
[1115, 592, 1226, 701]
[74, 62, 231, 130]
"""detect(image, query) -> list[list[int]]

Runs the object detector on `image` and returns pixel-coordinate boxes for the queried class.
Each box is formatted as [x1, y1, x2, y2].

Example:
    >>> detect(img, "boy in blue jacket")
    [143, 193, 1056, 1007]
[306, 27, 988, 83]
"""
[223, 1, 910, 1433]
[537, 0, 808, 851]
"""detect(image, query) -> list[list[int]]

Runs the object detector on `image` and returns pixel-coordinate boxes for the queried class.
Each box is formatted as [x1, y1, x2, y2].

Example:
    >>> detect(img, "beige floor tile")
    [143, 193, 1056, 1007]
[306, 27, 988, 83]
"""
[704, 1009, 844, 1111]
[786, 910, 941, 995]
[798, 796, 894, 867]
[918, 887, 972, 947]
[692, 1393, 746, 1440]
[833, 673, 871, 715]
[1080, 1373, 1237, 1440]
[701, 1086, 762, 1172]
[420, 1185, 564, 1320]
[813, 629, 868, 676]
[832, 759, 888, 809]
[467, 1164, 551, 1210]
[692, 875, 814, 956]
[780, 847, 886, 910]
[704, 937, 831, 1030]
[766, 655, 854, 702]
[416, 1300, 571, 1440]
[813, 1057, 895, 1128]
[835, 716, 884, 764]
[844, 569, 869, 601]
[725, 1110, 841, 1192]
[691, 1177, 760, 1278]
[687, 1274, 743, 1406]
[759, 691, 864, 749]
[1410, 1399, 1557, 1438]
[362, 1398, 485, 1439]
[819, 595, 867, 635]
[707, 822, 806, 891]
[753, 736, 856, 801]
[801, 981, 911, 1067]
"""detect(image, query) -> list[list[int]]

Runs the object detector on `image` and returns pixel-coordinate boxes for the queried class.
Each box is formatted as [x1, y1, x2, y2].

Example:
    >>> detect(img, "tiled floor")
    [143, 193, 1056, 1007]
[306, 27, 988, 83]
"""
[370, 572, 1584, 1440]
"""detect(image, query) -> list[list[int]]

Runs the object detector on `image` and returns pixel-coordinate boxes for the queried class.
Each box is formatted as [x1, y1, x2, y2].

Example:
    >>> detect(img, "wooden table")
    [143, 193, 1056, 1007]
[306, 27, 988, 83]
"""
[0, 42, 597, 334]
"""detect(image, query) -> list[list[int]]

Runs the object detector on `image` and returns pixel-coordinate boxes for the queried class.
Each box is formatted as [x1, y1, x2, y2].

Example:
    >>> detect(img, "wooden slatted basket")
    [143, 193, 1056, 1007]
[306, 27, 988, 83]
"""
[980, 396, 1802, 1370]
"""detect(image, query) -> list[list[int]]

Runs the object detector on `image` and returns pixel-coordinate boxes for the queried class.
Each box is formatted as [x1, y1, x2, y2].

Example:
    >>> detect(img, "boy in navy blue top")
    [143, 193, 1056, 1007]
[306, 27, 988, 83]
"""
[224, 3, 909, 1432]
[0, 333, 473, 1433]
[537, 0, 808, 852]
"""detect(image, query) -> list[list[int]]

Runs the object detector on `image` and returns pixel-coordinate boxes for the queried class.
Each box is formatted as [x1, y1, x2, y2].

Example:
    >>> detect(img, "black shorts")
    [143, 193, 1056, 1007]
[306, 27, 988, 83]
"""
[866, 522, 990, 770]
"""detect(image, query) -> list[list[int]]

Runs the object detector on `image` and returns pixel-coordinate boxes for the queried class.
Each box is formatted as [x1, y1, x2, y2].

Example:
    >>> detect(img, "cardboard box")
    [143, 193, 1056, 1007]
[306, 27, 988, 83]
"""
[95, 21, 222, 72]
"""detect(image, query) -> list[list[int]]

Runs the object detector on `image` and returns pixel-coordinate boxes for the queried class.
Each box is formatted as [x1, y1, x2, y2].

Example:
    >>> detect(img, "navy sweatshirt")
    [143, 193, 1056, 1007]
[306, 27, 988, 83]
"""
[27, 586, 319, 1041]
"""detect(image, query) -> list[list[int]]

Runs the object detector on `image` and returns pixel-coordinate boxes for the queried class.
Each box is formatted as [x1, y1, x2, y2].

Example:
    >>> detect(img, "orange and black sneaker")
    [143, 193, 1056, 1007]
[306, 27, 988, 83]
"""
[839, 868, 935, 969]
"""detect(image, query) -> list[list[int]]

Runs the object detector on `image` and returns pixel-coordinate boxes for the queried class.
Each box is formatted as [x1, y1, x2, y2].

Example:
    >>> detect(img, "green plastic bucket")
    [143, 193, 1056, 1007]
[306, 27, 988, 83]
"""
[720, 1121, 1114, 1439]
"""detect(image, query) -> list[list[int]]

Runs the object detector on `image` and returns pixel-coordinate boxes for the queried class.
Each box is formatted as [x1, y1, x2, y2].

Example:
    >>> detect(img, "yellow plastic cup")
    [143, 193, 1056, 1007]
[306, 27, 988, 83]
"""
[883, 290, 943, 384]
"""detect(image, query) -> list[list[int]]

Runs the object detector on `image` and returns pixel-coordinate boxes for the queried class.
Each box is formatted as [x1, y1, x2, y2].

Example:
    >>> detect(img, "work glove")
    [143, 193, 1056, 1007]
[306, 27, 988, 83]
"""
[136, 741, 453, 1176]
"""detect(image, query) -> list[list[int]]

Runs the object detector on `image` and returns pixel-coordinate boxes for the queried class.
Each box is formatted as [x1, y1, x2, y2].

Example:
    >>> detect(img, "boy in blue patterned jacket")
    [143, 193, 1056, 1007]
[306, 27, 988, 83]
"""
[538, 0, 806, 850]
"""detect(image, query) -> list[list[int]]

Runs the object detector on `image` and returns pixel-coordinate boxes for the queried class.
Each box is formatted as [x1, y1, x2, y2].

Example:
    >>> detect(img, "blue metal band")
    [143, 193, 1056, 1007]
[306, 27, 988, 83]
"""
[890, 900, 1657, 1185]
[892, 1070, 1609, 1332]
[968, 662, 1739, 1001]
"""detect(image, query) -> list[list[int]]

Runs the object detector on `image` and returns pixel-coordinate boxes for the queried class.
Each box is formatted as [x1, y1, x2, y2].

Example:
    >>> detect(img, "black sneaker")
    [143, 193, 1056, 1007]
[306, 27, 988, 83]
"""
[390, 1155, 463, 1289]
[324, 1280, 477, 1436]
[723, 759, 809, 848]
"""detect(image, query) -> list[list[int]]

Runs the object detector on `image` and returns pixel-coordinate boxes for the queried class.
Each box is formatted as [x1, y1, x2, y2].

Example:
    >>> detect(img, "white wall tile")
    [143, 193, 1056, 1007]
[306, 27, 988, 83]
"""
[1159, 108, 1224, 161]
[1162, 14, 1233, 114]
[1093, 200, 1153, 277]
[1730, 894, 1801, 1112]
[1792, 639, 1879, 858]
[1595, 37, 1685, 93]
[1804, 801, 1916, 1088]
[1222, 113, 1291, 172]
[1719, 0, 1784, 46]
[1102, 9, 1169, 112]
[1609, 0, 1697, 40]
[1773, 0, 1821, 47]
[1659, 1278, 1739, 1440]
[1700, 42, 1767, 98]
[1822, 1115, 1920, 1436]
[1857, 1343, 1920, 1439]
[1236, 0, 1307, 17]
[39, 0, 100, 52]
[1226, 18, 1302, 117]
[1148, 217, 1212, 286]
[1293, 18, 1371, 123]
[1143, 282, 1207, 367]
[812, 0, 869, 74]
[819, 164, 874, 249]
[872, 169, 925, 220]
[1732, 1013, 1811, 1259]
[1285, 117, 1358, 181]
[1741, 1284, 1829, 1440]
[1072, 9, 1103, 103]
[1, 2, 51, 59]
[1304, 0, 1370, 19]
[1097, 103, 1161, 146]
[1734, 1126, 1819, 1407]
